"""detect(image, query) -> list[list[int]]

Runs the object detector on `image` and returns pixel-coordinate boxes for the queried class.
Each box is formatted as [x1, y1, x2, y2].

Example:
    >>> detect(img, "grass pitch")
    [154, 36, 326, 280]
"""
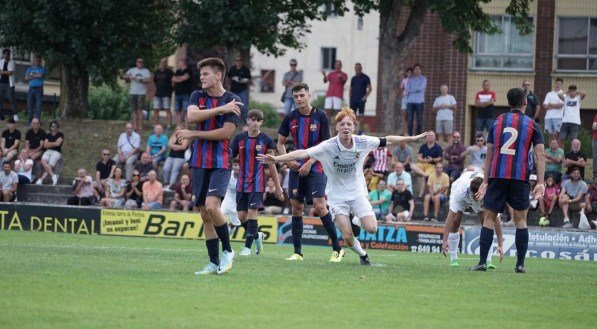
[0, 231, 595, 329]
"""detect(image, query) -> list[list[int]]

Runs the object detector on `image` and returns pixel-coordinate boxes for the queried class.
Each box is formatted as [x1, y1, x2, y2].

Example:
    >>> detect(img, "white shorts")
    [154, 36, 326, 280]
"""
[328, 196, 375, 219]
[448, 192, 483, 214]
[42, 149, 62, 167]
[324, 96, 343, 110]
[221, 199, 240, 226]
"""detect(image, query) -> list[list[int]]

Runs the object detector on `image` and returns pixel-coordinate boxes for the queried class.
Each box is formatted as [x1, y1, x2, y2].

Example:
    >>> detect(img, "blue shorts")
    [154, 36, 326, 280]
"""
[350, 99, 366, 116]
[174, 94, 190, 112]
[483, 178, 530, 213]
[288, 171, 327, 205]
[236, 192, 264, 211]
[191, 168, 231, 207]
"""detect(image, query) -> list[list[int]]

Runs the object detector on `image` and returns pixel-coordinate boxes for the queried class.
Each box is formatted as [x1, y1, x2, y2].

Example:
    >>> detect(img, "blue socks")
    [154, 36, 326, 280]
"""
[206, 238, 219, 265]
[478, 226, 494, 266]
[320, 212, 341, 252]
[291, 216, 303, 255]
[244, 219, 258, 249]
[515, 228, 529, 267]
[215, 223, 232, 253]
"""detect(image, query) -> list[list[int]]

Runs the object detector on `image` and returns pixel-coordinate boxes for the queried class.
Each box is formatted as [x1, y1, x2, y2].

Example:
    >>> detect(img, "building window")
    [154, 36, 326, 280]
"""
[357, 17, 364, 30]
[556, 17, 597, 71]
[321, 47, 336, 70]
[324, 1, 338, 17]
[472, 16, 534, 71]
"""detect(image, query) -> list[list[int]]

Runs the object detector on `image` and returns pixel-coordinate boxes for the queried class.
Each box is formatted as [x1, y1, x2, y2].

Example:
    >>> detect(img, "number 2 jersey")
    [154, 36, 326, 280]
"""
[487, 109, 543, 181]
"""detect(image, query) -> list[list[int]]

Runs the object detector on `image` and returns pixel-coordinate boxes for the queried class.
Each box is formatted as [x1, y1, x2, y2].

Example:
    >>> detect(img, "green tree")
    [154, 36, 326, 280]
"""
[0, 0, 175, 118]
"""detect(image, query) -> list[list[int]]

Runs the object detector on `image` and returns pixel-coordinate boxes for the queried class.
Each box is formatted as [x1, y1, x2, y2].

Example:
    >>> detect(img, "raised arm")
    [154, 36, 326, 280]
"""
[385, 132, 427, 147]
[256, 149, 310, 165]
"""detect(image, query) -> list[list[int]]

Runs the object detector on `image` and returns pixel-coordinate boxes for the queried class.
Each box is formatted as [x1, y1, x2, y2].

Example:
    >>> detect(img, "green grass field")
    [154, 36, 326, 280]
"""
[1, 231, 595, 329]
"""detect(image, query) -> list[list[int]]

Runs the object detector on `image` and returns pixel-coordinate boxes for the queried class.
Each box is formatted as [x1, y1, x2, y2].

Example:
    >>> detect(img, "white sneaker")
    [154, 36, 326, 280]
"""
[562, 221, 573, 229]
[239, 247, 251, 256]
[195, 262, 218, 275]
[216, 250, 235, 274]
[36, 179, 43, 185]
[255, 232, 264, 255]
[13, 114, 18, 122]
[51, 174, 59, 185]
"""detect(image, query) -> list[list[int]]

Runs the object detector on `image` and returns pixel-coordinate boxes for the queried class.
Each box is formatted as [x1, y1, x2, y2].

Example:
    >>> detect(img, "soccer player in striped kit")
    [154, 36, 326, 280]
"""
[231, 109, 284, 256]
[276, 82, 344, 262]
[176, 57, 243, 275]
[473, 87, 545, 273]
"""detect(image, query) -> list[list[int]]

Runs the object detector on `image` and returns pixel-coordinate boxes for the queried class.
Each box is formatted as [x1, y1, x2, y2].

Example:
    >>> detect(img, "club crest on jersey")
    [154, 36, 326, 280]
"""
[309, 124, 317, 132]
[255, 144, 263, 152]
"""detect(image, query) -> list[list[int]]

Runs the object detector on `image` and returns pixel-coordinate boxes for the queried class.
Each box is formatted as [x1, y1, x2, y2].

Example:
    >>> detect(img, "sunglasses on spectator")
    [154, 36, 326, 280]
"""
[103, 153, 110, 156]
[132, 174, 140, 177]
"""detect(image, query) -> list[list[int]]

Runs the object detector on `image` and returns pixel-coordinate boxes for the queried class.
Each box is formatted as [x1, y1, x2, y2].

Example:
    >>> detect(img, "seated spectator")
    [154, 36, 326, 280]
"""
[100, 167, 127, 208]
[24, 118, 46, 161]
[385, 179, 414, 222]
[364, 168, 380, 191]
[528, 174, 539, 211]
[558, 167, 587, 228]
[147, 124, 168, 168]
[142, 170, 163, 210]
[14, 149, 33, 184]
[442, 131, 467, 183]
[67, 168, 95, 206]
[563, 139, 586, 180]
[124, 170, 143, 209]
[410, 131, 443, 198]
[135, 152, 154, 183]
[391, 138, 414, 171]
[114, 123, 141, 181]
[1, 118, 21, 163]
[368, 146, 392, 176]
[368, 180, 392, 220]
[539, 174, 560, 221]
[162, 126, 189, 190]
[95, 149, 116, 196]
[544, 138, 564, 182]
[462, 133, 487, 172]
[386, 162, 413, 193]
[0, 162, 18, 202]
[37, 121, 64, 185]
[262, 176, 284, 215]
[423, 162, 450, 222]
[585, 180, 597, 228]
[169, 174, 192, 211]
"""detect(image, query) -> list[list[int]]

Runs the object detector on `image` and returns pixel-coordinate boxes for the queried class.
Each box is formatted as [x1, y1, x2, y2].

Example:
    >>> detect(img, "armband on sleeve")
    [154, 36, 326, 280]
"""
[378, 137, 387, 148]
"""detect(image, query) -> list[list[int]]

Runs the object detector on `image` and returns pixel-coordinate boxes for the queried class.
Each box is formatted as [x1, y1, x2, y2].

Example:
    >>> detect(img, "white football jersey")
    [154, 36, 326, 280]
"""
[449, 170, 484, 213]
[307, 135, 380, 203]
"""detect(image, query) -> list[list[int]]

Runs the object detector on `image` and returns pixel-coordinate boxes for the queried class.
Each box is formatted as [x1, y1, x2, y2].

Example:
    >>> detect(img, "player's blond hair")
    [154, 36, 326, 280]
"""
[334, 107, 357, 123]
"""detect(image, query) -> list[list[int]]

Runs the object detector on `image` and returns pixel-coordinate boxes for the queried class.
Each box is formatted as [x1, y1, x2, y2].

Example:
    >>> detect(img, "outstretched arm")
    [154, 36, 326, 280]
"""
[257, 149, 310, 165]
[385, 132, 427, 146]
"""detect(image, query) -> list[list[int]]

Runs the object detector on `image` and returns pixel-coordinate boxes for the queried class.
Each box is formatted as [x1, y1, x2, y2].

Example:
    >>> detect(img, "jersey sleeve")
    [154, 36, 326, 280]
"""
[364, 135, 381, 154]
[277, 113, 291, 137]
[319, 111, 330, 141]
[223, 92, 241, 126]
[189, 90, 202, 106]
[487, 124, 495, 144]
[306, 141, 328, 162]
[265, 135, 276, 152]
[230, 134, 240, 158]
[531, 121, 544, 146]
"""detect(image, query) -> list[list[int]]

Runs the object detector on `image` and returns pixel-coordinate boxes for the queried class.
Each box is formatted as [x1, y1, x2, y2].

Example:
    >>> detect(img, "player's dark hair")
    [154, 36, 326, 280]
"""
[555, 78, 563, 83]
[507, 88, 526, 108]
[568, 85, 577, 91]
[292, 82, 309, 93]
[2, 49, 10, 55]
[406, 67, 413, 72]
[247, 109, 264, 121]
[475, 133, 484, 140]
[570, 166, 581, 174]
[413, 63, 421, 69]
[49, 120, 59, 128]
[197, 57, 226, 74]
[470, 177, 483, 194]
[7, 118, 15, 124]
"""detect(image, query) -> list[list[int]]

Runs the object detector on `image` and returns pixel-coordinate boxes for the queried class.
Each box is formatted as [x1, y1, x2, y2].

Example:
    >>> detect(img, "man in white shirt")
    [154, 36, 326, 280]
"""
[114, 122, 141, 181]
[0, 49, 17, 121]
[0, 162, 18, 202]
[558, 84, 586, 142]
[386, 161, 413, 193]
[432, 84, 457, 146]
[258, 108, 426, 266]
[543, 78, 565, 141]
[121, 58, 152, 131]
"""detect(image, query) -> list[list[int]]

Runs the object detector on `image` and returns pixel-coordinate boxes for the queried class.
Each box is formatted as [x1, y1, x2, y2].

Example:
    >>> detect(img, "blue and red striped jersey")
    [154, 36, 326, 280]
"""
[487, 109, 544, 181]
[188, 90, 241, 170]
[277, 107, 329, 174]
[231, 131, 276, 192]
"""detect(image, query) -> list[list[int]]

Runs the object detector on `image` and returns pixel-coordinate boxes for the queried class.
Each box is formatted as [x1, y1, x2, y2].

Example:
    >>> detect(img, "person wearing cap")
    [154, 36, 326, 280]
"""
[528, 174, 539, 210]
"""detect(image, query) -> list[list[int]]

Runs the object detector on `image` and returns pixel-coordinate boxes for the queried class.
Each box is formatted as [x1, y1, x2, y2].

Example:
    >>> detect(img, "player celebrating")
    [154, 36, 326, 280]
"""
[276, 82, 343, 262]
[473, 87, 545, 273]
[231, 109, 284, 256]
[259, 108, 426, 265]
[176, 57, 243, 275]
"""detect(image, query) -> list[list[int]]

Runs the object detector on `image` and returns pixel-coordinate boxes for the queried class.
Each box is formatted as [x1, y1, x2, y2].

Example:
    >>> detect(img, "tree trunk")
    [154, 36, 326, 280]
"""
[60, 65, 89, 119]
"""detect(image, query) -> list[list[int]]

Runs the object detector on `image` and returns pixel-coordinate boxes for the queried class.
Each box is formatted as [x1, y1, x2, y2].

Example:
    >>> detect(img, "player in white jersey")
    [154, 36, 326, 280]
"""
[221, 162, 240, 227]
[258, 108, 426, 265]
[441, 170, 501, 268]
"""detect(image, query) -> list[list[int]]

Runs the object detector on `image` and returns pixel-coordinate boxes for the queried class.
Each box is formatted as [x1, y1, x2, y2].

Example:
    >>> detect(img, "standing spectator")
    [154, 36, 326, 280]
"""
[544, 138, 564, 182]
[227, 56, 251, 121]
[367, 180, 392, 221]
[147, 124, 168, 169]
[135, 152, 154, 183]
[463, 133, 487, 171]
[67, 168, 95, 206]
[262, 176, 284, 215]
[423, 162, 450, 222]
[387, 162, 413, 194]
[162, 126, 189, 190]
[170, 174, 192, 211]
[410, 130, 443, 198]
[152, 57, 174, 128]
[564, 139, 586, 180]
[474, 80, 496, 136]
[124, 170, 143, 209]
[391, 137, 414, 171]
[558, 167, 587, 228]
[406, 64, 427, 136]
[281, 59, 302, 115]
[443, 131, 467, 183]
[1, 118, 21, 163]
[385, 179, 414, 222]
[558, 85, 586, 142]
[522, 79, 540, 121]
[368, 145, 392, 176]
[142, 170, 162, 210]
[95, 149, 116, 195]
[114, 123, 141, 181]
[0, 162, 18, 202]
[539, 174, 560, 221]
[349, 63, 372, 132]
[37, 121, 63, 185]
[24, 55, 46, 125]
[400, 68, 413, 132]
[432, 84, 457, 145]
[543, 78, 564, 141]
[322, 59, 348, 118]
[24, 118, 46, 161]
[0, 49, 17, 121]
[121, 58, 152, 131]
[99, 167, 127, 208]
[593, 113, 597, 177]
[172, 58, 193, 128]
[14, 149, 33, 184]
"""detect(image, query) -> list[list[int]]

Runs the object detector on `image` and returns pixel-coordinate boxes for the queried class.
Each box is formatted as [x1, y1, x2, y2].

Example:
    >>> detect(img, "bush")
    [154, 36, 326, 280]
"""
[312, 95, 325, 110]
[250, 101, 281, 129]
[88, 84, 130, 120]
